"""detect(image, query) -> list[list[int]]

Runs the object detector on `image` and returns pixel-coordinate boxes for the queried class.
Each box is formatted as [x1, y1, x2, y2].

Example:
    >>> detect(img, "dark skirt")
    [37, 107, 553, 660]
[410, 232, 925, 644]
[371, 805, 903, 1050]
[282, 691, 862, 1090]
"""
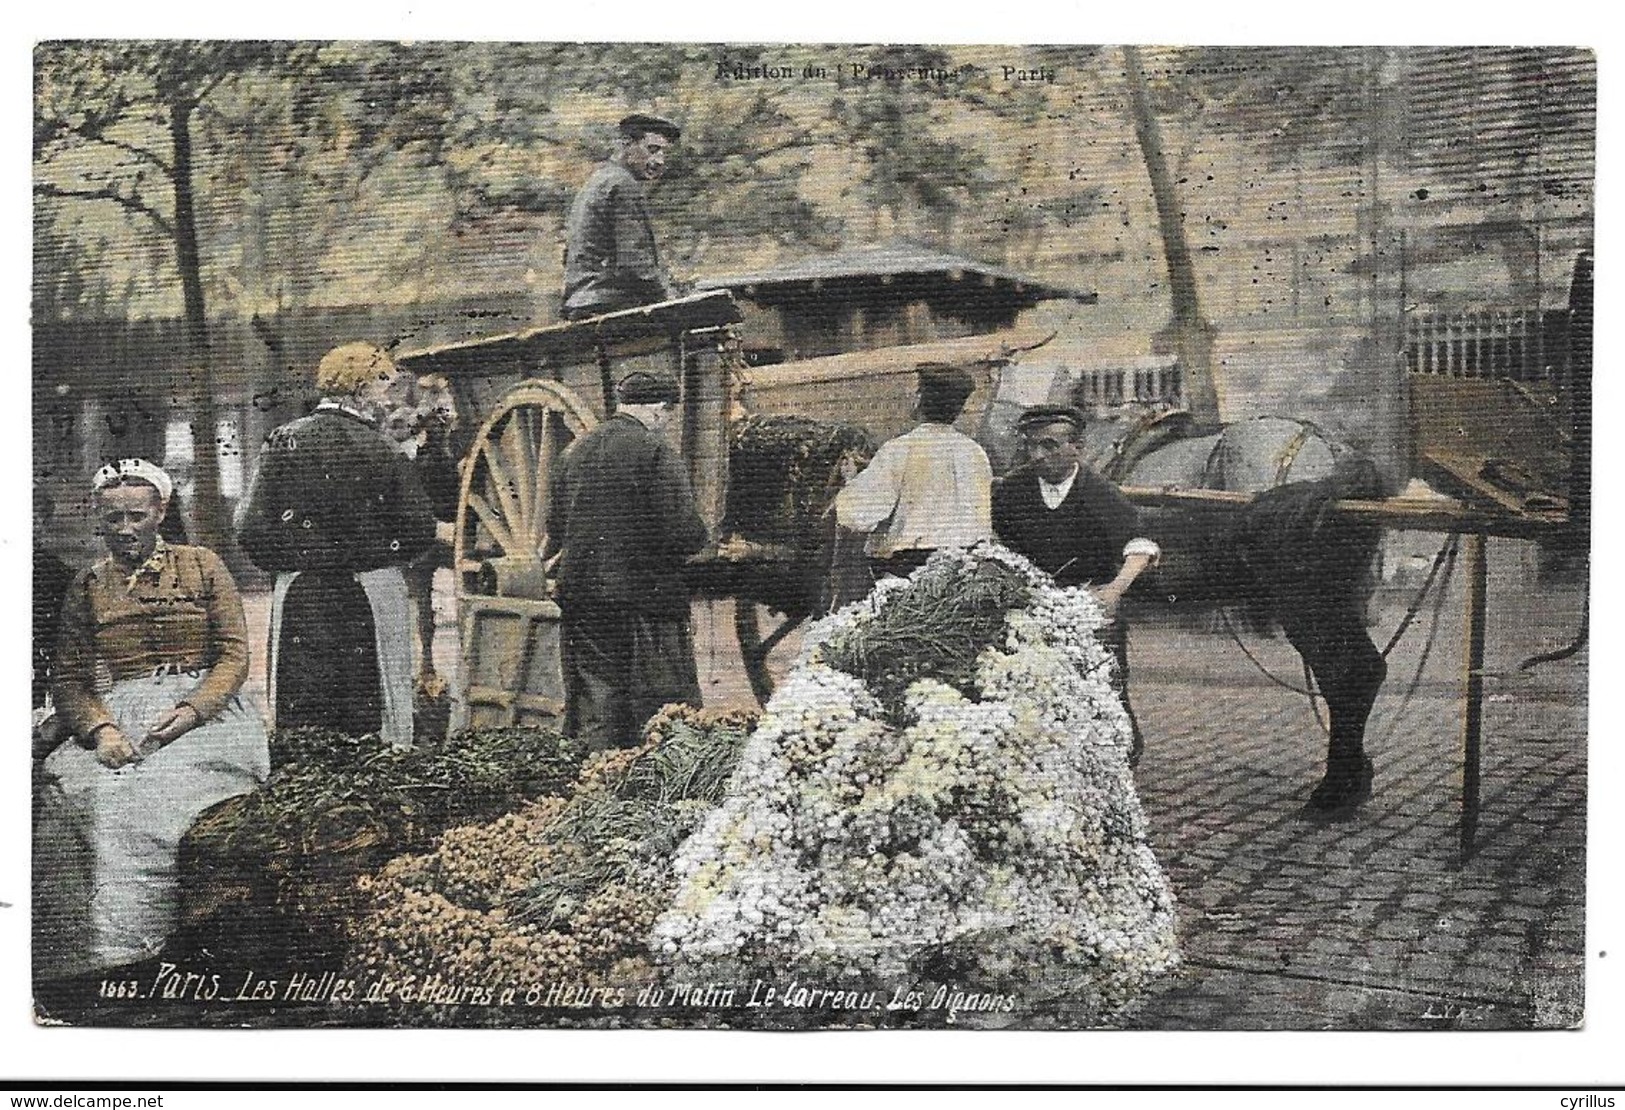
[274, 570, 382, 738]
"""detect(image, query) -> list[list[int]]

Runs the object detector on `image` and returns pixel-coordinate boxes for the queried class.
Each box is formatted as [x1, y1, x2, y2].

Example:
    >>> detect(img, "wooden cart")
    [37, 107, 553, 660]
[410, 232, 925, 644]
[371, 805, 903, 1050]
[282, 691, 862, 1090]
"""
[396, 292, 1049, 729]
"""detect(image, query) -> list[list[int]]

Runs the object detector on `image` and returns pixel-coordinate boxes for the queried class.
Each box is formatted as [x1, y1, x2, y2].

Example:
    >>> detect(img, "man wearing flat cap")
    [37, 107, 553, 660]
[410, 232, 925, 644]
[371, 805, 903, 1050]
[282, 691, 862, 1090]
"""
[835, 362, 994, 579]
[562, 113, 682, 320]
[993, 403, 1160, 762]
[543, 369, 708, 749]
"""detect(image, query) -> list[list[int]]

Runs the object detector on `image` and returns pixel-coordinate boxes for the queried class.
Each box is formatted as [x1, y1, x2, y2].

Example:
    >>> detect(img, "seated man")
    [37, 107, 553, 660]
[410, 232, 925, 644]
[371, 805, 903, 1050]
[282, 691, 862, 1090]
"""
[561, 113, 682, 320]
[993, 404, 1160, 764]
[834, 362, 993, 580]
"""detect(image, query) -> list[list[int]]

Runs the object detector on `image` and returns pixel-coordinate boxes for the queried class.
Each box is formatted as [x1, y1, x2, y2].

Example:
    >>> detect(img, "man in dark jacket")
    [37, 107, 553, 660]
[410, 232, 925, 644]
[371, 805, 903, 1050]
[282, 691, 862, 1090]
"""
[544, 369, 708, 749]
[236, 343, 437, 747]
[561, 113, 681, 320]
[992, 404, 1160, 763]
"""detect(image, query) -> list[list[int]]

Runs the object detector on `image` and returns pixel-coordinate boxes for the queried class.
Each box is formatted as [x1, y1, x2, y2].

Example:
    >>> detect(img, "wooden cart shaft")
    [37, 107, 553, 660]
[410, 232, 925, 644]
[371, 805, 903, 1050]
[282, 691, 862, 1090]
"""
[1121, 481, 1570, 866]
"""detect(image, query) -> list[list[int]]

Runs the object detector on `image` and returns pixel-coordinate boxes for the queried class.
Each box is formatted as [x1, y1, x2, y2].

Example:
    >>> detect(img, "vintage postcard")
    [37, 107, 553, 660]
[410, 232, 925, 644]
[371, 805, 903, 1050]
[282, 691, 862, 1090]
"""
[27, 41, 1593, 1038]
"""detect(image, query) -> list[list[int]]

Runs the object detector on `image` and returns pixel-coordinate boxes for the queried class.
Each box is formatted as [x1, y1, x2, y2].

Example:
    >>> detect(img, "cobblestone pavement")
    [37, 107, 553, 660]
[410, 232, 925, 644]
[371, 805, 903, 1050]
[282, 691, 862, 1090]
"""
[1121, 536, 1587, 1030]
[235, 534, 1587, 1031]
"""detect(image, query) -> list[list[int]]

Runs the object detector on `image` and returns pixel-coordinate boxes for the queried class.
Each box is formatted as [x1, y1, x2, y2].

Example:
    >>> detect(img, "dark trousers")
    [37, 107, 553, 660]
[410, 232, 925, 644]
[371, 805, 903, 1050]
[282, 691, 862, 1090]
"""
[276, 571, 382, 738]
[561, 606, 701, 751]
[1098, 619, 1144, 764]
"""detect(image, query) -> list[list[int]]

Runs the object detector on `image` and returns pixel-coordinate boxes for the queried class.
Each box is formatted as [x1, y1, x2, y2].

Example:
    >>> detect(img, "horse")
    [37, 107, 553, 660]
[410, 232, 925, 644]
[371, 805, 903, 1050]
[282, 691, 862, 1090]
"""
[1073, 406, 1389, 812]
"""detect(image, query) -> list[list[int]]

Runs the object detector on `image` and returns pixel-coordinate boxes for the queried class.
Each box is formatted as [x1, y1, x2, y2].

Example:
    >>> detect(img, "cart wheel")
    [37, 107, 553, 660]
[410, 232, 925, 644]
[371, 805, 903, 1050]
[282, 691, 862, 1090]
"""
[734, 601, 805, 705]
[454, 380, 598, 597]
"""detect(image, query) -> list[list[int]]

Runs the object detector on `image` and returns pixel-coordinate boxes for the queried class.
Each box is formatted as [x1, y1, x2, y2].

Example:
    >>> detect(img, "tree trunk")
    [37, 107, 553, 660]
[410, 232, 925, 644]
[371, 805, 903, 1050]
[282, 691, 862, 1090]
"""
[1356, 46, 1410, 494]
[169, 97, 231, 553]
[1122, 45, 1222, 427]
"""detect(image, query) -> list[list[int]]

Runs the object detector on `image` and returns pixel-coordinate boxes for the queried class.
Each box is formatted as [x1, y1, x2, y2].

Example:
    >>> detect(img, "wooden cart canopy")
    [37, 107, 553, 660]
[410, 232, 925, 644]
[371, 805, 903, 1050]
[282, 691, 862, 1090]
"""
[736, 326, 1054, 444]
[395, 291, 743, 379]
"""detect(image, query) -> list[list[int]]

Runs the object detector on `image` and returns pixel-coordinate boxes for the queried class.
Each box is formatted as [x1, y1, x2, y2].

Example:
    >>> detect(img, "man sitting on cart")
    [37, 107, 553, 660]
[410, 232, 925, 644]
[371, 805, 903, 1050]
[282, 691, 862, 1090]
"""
[834, 362, 994, 580]
[561, 113, 682, 321]
[544, 369, 709, 750]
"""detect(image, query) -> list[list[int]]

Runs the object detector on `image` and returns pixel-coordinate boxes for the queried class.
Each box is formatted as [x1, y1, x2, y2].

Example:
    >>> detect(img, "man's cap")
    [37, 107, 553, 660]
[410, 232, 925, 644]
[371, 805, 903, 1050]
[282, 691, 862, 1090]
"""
[1016, 404, 1088, 433]
[619, 113, 681, 142]
[617, 369, 681, 405]
[914, 362, 977, 405]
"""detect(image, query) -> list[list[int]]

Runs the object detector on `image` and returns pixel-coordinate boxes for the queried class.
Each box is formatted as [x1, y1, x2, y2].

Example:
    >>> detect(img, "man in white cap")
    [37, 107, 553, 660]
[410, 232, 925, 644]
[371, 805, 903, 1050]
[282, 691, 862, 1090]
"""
[235, 343, 436, 747]
[562, 113, 683, 320]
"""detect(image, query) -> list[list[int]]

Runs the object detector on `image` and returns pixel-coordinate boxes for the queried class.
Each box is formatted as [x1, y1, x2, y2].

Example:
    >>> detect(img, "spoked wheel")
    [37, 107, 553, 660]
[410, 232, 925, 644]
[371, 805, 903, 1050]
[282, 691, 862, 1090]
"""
[454, 380, 599, 595]
[452, 380, 598, 730]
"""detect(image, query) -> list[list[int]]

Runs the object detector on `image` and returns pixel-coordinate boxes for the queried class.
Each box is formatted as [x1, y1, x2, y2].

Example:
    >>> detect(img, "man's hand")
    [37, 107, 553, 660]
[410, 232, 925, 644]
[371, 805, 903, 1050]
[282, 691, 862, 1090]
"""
[146, 704, 202, 748]
[1093, 550, 1156, 621]
[1090, 582, 1124, 621]
[94, 726, 141, 769]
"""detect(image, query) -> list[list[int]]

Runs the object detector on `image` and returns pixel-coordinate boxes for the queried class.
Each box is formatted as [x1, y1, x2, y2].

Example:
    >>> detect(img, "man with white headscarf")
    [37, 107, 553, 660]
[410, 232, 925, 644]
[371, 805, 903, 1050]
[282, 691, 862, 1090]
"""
[235, 343, 437, 748]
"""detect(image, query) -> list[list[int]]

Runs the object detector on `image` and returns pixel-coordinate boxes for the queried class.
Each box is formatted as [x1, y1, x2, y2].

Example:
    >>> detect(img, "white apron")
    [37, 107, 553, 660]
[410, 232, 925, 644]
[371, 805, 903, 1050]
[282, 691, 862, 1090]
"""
[34, 670, 269, 980]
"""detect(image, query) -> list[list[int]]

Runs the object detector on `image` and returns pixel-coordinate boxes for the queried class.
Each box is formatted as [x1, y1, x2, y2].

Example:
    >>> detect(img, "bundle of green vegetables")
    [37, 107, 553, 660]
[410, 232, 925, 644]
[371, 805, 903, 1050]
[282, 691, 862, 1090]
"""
[817, 555, 1032, 723]
[345, 706, 756, 1026]
[177, 726, 585, 962]
[688, 415, 873, 616]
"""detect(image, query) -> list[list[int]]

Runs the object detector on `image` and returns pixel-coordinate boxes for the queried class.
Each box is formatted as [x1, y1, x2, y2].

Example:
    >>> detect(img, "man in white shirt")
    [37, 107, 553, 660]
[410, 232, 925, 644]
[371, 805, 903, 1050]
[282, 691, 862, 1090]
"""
[835, 363, 993, 579]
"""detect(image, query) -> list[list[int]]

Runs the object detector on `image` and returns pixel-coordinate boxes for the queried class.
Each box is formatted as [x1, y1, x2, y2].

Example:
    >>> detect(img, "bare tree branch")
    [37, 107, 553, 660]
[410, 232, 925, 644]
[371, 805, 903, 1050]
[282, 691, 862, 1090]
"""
[95, 133, 172, 177]
[34, 181, 175, 239]
[190, 68, 233, 109]
[85, 132, 173, 177]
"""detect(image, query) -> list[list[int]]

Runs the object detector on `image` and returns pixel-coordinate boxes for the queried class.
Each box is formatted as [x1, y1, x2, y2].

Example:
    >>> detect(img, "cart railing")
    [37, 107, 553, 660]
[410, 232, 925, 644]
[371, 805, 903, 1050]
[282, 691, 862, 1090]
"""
[395, 291, 744, 380]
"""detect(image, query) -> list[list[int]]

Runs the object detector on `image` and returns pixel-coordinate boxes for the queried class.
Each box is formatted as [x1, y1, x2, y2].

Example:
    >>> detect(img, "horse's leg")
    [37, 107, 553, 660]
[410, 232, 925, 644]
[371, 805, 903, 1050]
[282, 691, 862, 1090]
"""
[1278, 589, 1386, 811]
